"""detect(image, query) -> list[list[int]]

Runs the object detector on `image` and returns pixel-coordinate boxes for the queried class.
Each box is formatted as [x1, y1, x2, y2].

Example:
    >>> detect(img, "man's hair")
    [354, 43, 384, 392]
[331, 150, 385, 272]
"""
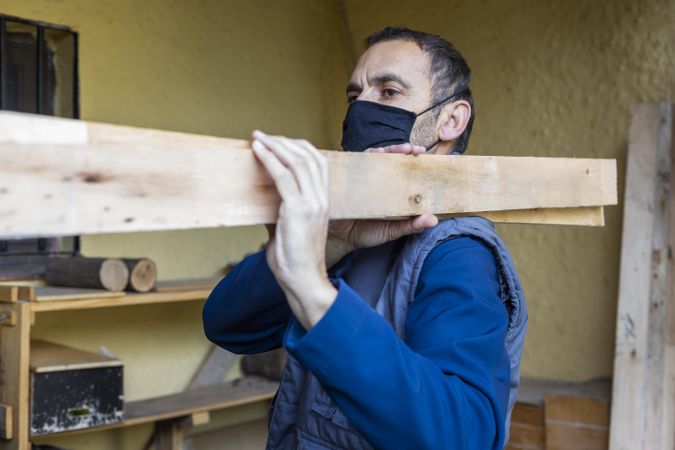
[365, 27, 475, 154]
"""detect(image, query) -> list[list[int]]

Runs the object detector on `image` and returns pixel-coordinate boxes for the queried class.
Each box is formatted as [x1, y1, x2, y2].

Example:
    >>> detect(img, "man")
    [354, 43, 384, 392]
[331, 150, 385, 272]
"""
[203, 27, 527, 450]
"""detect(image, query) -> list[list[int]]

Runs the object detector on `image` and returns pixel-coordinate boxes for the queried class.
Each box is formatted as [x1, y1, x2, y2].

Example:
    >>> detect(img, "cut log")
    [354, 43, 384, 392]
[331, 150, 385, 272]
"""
[122, 258, 157, 293]
[0, 112, 617, 238]
[45, 257, 129, 292]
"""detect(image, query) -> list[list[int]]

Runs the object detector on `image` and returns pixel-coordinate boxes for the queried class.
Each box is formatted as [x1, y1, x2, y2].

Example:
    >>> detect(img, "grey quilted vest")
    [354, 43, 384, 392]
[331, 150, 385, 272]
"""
[266, 217, 528, 449]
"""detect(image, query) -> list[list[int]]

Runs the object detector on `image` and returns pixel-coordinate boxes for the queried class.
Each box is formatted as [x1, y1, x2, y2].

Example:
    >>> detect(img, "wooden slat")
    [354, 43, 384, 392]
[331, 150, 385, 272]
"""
[0, 112, 616, 238]
[610, 102, 675, 450]
[0, 404, 12, 440]
[33, 286, 124, 302]
[441, 206, 605, 226]
[545, 395, 609, 450]
[30, 288, 210, 313]
[187, 345, 238, 390]
[507, 403, 545, 450]
[154, 277, 220, 293]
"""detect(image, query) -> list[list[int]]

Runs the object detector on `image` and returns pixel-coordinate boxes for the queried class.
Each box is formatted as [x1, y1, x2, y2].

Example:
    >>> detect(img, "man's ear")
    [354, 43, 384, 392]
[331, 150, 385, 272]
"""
[437, 100, 471, 143]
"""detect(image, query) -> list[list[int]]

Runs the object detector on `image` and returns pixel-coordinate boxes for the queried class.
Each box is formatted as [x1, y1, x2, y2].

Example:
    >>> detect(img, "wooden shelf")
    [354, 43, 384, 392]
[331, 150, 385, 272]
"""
[32, 376, 279, 439]
[30, 288, 212, 313]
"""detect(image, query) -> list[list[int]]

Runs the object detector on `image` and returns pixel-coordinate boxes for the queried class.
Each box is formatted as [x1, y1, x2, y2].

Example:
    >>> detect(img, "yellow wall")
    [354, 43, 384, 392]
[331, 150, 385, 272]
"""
[342, 0, 675, 380]
[0, 0, 350, 448]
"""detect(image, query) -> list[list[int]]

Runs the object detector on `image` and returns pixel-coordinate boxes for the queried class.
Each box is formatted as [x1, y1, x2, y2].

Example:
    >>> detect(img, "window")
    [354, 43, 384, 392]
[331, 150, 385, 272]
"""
[0, 15, 80, 280]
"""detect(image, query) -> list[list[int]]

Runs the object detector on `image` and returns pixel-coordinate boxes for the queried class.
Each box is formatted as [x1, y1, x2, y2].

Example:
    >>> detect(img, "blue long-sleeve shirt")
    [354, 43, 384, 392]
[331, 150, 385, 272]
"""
[203, 237, 511, 449]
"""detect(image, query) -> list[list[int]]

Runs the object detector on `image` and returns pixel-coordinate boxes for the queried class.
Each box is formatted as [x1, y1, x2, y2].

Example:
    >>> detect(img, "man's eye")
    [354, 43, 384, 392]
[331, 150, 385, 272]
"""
[382, 89, 400, 98]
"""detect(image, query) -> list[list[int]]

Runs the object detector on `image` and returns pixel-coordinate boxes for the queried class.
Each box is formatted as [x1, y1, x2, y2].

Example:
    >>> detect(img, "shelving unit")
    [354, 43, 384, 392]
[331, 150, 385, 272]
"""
[0, 287, 277, 450]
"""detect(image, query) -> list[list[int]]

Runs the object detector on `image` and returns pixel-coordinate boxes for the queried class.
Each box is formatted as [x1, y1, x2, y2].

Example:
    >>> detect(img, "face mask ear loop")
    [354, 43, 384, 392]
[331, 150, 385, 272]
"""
[415, 87, 468, 118]
[419, 87, 470, 153]
[425, 139, 441, 153]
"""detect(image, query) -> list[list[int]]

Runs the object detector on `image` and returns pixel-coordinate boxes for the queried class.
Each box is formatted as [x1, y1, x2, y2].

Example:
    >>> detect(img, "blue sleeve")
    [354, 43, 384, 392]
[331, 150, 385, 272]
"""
[202, 250, 291, 354]
[284, 237, 511, 450]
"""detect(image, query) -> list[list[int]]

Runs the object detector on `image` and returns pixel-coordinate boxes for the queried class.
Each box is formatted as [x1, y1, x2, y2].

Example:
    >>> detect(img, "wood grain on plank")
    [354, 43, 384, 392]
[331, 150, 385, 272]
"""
[0, 112, 616, 237]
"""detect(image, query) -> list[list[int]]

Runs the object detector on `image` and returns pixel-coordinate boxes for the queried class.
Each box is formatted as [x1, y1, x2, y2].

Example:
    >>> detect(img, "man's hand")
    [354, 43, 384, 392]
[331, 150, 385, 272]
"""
[326, 143, 439, 267]
[251, 131, 337, 331]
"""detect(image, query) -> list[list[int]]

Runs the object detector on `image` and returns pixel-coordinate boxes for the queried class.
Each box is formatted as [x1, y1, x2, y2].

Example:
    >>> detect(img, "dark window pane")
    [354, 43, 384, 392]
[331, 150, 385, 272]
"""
[44, 28, 74, 118]
[5, 20, 37, 113]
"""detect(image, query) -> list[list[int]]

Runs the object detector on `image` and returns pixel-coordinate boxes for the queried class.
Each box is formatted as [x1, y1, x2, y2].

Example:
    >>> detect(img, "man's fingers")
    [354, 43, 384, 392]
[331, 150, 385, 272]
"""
[364, 143, 426, 154]
[253, 132, 323, 199]
[385, 214, 438, 240]
[251, 139, 300, 201]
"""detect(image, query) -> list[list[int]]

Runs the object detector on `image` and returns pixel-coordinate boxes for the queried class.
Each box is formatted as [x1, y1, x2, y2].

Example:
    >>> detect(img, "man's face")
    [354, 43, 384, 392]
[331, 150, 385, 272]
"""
[346, 40, 438, 148]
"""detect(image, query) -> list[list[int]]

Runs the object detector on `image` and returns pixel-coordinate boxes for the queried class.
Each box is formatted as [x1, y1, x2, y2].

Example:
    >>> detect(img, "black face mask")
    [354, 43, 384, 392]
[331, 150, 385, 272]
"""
[341, 91, 464, 153]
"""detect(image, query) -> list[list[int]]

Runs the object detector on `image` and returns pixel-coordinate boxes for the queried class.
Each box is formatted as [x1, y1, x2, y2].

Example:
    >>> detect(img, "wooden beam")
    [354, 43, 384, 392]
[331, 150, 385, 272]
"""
[0, 112, 616, 237]
[610, 103, 675, 450]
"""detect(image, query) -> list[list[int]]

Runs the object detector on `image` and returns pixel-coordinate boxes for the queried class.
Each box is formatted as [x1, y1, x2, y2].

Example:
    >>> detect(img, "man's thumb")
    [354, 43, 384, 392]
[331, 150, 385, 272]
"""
[386, 214, 438, 240]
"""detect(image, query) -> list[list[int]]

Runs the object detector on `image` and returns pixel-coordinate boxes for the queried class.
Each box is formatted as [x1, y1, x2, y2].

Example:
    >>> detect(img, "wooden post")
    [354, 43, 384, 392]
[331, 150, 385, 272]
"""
[610, 102, 675, 450]
[0, 302, 30, 450]
[153, 419, 186, 450]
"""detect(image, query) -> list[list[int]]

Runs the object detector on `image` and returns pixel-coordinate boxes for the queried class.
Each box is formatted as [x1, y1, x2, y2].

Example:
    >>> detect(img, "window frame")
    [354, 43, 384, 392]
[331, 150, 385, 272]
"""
[0, 14, 81, 279]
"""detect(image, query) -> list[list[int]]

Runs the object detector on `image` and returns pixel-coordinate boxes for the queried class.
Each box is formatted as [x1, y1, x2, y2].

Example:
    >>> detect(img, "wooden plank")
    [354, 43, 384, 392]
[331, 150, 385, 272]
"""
[0, 302, 30, 449]
[0, 404, 12, 440]
[187, 345, 238, 390]
[39, 376, 278, 438]
[0, 112, 617, 238]
[507, 403, 545, 450]
[32, 286, 124, 302]
[443, 206, 605, 227]
[30, 288, 210, 312]
[610, 102, 675, 450]
[516, 377, 611, 405]
[154, 277, 220, 293]
[30, 340, 122, 373]
[545, 395, 609, 450]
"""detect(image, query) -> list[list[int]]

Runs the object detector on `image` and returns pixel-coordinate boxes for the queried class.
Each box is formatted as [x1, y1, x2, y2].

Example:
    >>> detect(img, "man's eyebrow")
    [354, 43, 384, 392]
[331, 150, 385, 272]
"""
[346, 81, 361, 94]
[345, 73, 412, 95]
[371, 73, 412, 90]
